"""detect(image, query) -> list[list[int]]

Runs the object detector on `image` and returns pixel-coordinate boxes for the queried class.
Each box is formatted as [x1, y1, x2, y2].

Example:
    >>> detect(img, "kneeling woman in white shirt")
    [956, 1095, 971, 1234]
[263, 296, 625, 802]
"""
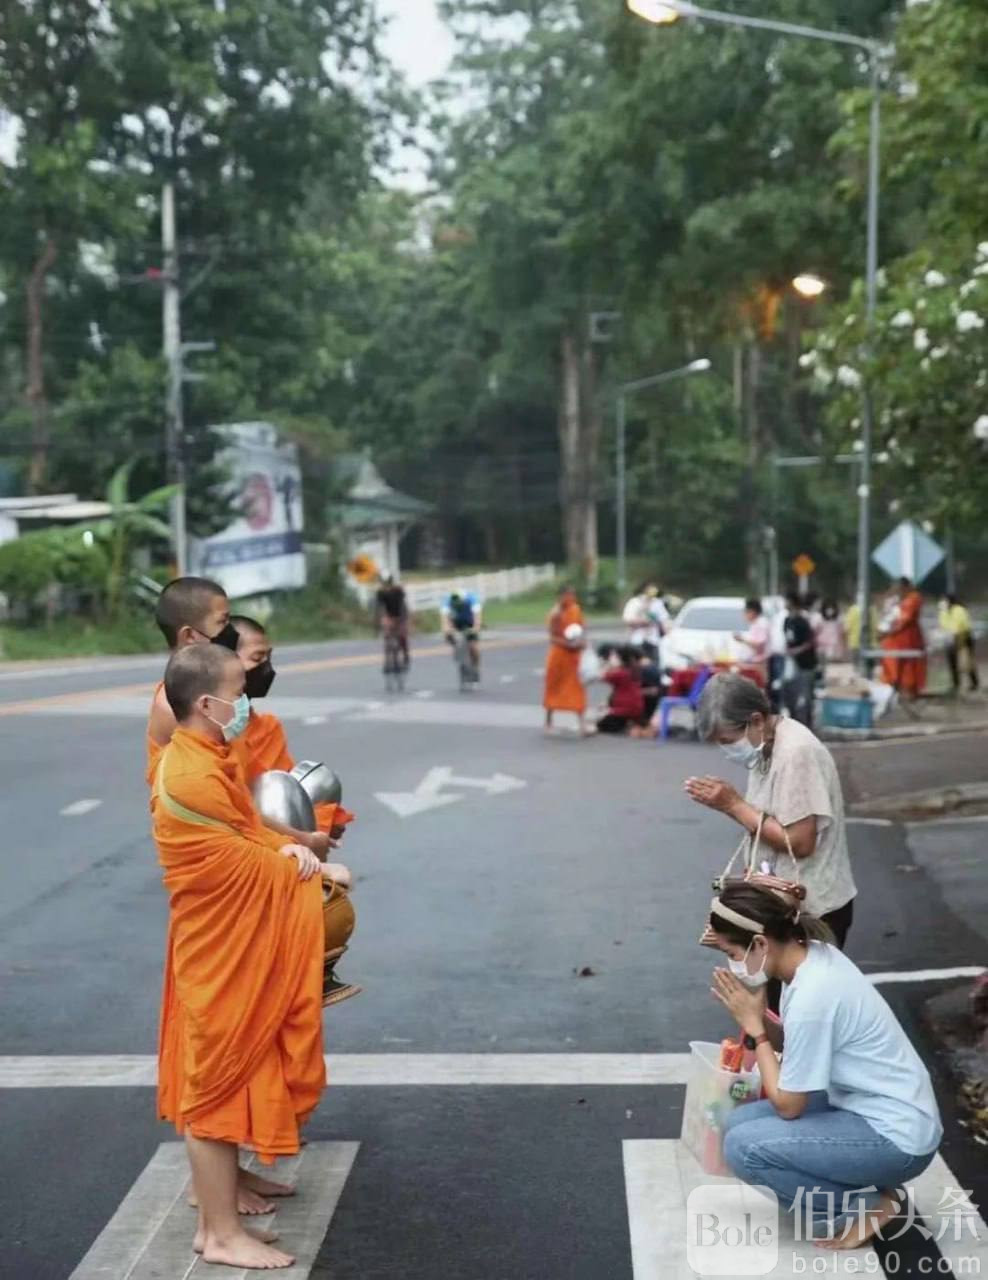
[709, 882, 942, 1249]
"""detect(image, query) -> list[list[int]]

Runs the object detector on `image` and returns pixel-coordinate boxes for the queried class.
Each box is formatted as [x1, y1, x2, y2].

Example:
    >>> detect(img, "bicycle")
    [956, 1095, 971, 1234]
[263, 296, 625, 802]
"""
[382, 625, 406, 693]
[450, 629, 479, 692]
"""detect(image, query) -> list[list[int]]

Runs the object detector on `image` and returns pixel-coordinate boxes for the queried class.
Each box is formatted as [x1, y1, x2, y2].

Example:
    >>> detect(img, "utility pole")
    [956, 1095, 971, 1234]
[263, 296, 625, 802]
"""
[162, 181, 187, 575]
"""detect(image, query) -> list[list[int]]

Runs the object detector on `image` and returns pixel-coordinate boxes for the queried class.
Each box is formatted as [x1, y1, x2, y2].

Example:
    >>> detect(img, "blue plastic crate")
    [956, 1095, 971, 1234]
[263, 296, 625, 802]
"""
[821, 695, 874, 730]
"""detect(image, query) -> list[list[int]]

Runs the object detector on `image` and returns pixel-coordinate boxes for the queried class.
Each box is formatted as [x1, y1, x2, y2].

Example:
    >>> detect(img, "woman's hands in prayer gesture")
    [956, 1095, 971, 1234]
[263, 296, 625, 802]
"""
[711, 968, 766, 1038]
[684, 775, 743, 814]
[282, 842, 322, 881]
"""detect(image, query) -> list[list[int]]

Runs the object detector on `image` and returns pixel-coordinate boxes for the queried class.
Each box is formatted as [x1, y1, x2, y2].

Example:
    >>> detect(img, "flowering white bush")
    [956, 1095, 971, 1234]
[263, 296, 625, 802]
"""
[802, 243, 988, 521]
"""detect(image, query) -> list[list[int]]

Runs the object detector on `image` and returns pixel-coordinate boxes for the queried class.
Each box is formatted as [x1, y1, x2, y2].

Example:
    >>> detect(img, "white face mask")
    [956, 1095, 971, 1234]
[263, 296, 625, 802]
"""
[728, 938, 770, 989]
[720, 733, 763, 769]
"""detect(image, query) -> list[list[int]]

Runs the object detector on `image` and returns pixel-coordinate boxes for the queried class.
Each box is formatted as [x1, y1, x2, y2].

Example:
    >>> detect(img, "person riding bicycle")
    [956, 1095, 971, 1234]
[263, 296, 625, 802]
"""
[441, 590, 482, 680]
[375, 574, 410, 671]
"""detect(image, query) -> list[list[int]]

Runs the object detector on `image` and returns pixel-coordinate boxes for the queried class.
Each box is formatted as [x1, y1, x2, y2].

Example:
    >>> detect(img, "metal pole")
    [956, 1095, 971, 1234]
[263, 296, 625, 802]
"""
[856, 56, 880, 672]
[162, 181, 188, 575]
[616, 391, 627, 592]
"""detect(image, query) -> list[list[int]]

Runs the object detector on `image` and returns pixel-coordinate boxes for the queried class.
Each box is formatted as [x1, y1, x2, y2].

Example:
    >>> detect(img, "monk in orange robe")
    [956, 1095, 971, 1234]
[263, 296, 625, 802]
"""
[146, 579, 336, 1215]
[232, 615, 360, 1006]
[881, 577, 927, 699]
[153, 644, 346, 1269]
[543, 585, 589, 735]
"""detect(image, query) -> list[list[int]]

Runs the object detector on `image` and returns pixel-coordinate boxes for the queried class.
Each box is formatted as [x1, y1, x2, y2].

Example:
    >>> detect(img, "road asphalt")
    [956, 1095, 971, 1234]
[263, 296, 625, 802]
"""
[0, 629, 985, 1278]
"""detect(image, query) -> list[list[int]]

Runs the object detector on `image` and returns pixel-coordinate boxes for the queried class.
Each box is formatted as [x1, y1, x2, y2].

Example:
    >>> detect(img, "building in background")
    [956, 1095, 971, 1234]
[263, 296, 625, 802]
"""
[190, 422, 306, 598]
[331, 451, 432, 591]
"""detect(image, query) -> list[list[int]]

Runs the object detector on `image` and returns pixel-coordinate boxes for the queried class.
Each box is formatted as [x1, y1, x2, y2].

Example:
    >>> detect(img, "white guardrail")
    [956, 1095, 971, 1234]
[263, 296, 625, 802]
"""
[403, 564, 556, 613]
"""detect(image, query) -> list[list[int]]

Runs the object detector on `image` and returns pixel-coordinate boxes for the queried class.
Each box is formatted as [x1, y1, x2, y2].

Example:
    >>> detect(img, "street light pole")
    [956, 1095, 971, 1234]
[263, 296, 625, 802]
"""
[615, 359, 712, 592]
[628, 1, 881, 670]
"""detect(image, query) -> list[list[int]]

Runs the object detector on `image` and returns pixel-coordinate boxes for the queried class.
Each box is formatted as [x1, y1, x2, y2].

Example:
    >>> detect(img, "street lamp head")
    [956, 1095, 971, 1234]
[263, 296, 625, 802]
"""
[627, 0, 682, 24]
[688, 357, 712, 372]
[793, 273, 827, 300]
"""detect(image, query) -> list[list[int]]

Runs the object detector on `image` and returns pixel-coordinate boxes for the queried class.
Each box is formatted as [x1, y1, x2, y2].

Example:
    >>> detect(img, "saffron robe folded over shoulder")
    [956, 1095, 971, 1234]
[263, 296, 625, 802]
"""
[243, 710, 355, 833]
[543, 602, 587, 714]
[152, 727, 325, 1161]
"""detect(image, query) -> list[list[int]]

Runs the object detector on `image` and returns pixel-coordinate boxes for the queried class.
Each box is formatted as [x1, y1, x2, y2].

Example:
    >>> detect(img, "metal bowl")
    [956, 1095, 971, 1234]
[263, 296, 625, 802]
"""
[290, 760, 343, 807]
[252, 770, 317, 834]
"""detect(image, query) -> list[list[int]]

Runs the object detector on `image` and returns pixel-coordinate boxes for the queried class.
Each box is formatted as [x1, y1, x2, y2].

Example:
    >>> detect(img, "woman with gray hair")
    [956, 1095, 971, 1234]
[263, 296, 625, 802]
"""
[685, 672, 856, 997]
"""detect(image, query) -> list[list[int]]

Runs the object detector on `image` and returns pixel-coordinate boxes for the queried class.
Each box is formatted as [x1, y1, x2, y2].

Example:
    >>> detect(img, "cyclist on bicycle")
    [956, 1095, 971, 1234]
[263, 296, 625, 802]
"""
[375, 574, 410, 671]
[441, 590, 482, 680]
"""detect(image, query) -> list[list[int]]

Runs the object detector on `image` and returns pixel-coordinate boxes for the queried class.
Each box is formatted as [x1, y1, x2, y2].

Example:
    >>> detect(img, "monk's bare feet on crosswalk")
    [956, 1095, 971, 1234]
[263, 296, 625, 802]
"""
[188, 1168, 292, 1214]
[194, 1224, 280, 1254]
[240, 1169, 295, 1199]
[199, 1227, 295, 1269]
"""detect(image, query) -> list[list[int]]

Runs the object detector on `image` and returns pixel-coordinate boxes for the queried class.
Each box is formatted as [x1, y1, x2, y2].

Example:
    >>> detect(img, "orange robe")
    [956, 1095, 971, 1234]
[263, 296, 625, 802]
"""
[243, 710, 355, 834]
[543, 602, 587, 714]
[153, 727, 325, 1161]
[881, 590, 927, 696]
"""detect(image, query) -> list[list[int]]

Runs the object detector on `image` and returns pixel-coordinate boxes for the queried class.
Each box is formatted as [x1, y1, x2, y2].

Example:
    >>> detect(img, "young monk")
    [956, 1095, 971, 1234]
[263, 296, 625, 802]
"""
[232, 614, 360, 1005]
[153, 644, 349, 1269]
[147, 579, 324, 1213]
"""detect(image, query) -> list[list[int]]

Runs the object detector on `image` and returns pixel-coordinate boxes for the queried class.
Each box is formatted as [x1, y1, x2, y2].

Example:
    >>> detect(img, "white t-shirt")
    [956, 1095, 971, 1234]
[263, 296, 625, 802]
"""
[780, 943, 942, 1156]
[745, 718, 856, 917]
[740, 616, 770, 664]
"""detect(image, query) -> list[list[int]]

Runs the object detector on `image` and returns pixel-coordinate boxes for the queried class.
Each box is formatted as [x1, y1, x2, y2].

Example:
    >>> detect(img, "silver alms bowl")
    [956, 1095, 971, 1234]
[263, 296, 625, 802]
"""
[252, 770, 317, 834]
[290, 760, 343, 807]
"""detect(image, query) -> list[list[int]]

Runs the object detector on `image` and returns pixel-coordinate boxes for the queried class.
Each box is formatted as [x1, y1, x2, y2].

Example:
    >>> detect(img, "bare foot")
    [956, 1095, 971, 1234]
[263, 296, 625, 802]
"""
[194, 1224, 280, 1254]
[200, 1229, 295, 1269]
[240, 1169, 295, 1199]
[188, 1179, 276, 1215]
[815, 1192, 899, 1250]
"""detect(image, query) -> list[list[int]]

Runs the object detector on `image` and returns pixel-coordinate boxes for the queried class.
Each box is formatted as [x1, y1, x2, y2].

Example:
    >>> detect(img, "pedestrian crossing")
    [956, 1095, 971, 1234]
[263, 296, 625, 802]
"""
[65, 1136, 985, 1279]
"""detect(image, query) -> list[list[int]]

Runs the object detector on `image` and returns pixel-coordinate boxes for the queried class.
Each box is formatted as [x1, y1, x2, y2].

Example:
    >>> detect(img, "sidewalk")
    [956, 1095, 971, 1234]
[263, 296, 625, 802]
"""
[821, 658, 988, 742]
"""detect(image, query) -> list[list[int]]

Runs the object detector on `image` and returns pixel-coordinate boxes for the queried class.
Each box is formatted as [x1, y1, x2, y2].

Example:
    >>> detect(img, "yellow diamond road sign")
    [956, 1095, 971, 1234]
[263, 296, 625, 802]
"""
[792, 554, 816, 578]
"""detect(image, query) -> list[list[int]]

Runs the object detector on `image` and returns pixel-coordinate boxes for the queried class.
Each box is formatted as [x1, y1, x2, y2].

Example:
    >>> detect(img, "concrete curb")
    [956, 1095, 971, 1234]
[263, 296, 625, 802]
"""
[822, 716, 988, 744]
[851, 781, 988, 820]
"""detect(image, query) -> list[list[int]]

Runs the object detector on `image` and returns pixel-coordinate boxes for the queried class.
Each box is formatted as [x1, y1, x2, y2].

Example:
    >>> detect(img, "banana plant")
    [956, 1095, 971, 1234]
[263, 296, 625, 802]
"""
[95, 462, 177, 616]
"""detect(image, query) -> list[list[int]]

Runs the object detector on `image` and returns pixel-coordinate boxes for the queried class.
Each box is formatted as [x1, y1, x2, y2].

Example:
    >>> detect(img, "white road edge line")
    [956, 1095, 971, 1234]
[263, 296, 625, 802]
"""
[0, 1053, 694, 1089]
[60, 798, 103, 817]
[867, 965, 986, 985]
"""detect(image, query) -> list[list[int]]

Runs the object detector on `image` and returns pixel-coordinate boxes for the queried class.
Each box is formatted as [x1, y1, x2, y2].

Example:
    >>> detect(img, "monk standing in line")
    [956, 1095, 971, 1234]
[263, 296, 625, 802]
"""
[880, 576, 927, 700]
[543, 584, 590, 736]
[153, 645, 345, 1269]
[147, 578, 329, 1213]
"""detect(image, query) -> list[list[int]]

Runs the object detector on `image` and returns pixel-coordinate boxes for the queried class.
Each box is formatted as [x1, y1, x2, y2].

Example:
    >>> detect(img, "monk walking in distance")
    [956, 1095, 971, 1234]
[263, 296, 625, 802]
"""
[152, 644, 344, 1268]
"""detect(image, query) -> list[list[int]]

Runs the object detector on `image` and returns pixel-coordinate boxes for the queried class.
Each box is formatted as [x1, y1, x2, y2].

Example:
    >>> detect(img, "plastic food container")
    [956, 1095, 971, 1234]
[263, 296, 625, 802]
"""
[680, 1040, 763, 1176]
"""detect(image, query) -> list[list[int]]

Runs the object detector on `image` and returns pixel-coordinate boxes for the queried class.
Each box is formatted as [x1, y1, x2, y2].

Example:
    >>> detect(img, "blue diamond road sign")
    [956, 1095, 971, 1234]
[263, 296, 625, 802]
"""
[872, 520, 945, 585]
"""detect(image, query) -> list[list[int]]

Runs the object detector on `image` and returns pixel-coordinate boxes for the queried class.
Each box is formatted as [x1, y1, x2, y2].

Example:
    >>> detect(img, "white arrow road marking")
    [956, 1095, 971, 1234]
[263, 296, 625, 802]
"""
[375, 765, 527, 817]
[60, 799, 102, 817]
[302, 715, 328, 725]
[69, 1141, 358, 1280]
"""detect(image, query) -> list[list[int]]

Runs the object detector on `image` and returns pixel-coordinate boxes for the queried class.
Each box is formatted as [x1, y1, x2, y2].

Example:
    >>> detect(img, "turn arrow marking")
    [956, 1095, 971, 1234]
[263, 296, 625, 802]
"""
[375, 765, 527, 818]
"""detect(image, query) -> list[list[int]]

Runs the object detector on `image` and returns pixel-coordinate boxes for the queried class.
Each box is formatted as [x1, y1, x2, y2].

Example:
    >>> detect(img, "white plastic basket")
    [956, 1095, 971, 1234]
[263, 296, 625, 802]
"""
[680, 1040, 762, 1176]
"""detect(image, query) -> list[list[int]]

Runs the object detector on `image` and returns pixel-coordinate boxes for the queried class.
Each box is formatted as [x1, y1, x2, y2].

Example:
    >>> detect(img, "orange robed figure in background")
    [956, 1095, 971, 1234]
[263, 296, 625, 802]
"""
[153, 644, 341, 1269]
[881, 576, 927, 699]
[543, 585, 589, 736]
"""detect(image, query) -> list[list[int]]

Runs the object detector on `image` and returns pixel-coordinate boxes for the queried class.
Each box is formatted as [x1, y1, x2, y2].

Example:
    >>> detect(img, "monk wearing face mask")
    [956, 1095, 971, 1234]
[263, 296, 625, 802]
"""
[153, 644, 339, 1269]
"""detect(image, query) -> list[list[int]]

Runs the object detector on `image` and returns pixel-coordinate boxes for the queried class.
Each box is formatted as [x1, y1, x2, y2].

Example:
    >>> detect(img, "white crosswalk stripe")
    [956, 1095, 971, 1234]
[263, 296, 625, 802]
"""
[69, 1141, 358, 1280]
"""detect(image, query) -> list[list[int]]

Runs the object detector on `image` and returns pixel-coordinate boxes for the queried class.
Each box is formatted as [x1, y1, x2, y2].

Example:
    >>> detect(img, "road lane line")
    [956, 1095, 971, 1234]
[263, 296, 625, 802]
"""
[68, 1142, 358, 1280]
[847, 816, 894, 827]
[867, 965, 986, 985]
[0, 1052, 694, 1089]
[60, 798, 103, 816]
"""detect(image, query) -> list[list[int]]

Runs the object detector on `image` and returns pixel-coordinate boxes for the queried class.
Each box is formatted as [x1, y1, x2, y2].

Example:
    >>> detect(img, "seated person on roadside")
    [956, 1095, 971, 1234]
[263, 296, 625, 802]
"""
[634, 645, 663, 726]
[734, 597, 770, 683]
[596, 644, 646, 736]
[153, 644, 351, 1270]
[375, 574, 410, 671]
[441, 590, 482, 675]
[686, 672, 857, 1011]
[707, 881, 941, 1250]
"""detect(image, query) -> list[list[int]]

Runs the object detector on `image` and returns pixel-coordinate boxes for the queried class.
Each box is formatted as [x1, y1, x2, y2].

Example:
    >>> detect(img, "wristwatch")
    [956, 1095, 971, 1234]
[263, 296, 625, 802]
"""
[742, 1032, 770, 1050]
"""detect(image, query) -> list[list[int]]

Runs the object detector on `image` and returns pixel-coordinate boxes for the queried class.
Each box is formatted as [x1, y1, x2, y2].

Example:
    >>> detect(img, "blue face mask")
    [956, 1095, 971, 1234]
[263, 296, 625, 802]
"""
[205, 693, 251, 742]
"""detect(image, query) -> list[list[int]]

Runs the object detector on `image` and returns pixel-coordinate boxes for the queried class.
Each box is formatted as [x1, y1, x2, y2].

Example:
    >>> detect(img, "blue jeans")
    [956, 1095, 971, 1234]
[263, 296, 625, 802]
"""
[723, 1093, 935, 1224]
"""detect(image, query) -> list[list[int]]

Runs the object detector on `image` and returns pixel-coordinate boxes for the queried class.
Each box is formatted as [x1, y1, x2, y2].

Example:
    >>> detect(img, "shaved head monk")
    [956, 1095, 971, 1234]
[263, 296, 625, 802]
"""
[153, 644, 344, 1269]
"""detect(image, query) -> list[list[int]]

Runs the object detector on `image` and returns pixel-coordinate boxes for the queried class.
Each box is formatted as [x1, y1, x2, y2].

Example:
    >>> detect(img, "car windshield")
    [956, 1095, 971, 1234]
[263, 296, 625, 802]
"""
[677, 605, 745, 631]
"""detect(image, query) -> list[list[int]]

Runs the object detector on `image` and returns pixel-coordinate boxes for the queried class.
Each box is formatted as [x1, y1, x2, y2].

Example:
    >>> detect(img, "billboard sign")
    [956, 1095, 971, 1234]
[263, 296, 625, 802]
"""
[190, 422, 306, 598]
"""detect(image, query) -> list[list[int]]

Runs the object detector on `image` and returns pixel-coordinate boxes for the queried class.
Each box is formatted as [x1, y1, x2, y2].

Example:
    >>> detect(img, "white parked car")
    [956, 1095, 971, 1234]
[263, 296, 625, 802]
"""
[663, 595, 782, 670]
